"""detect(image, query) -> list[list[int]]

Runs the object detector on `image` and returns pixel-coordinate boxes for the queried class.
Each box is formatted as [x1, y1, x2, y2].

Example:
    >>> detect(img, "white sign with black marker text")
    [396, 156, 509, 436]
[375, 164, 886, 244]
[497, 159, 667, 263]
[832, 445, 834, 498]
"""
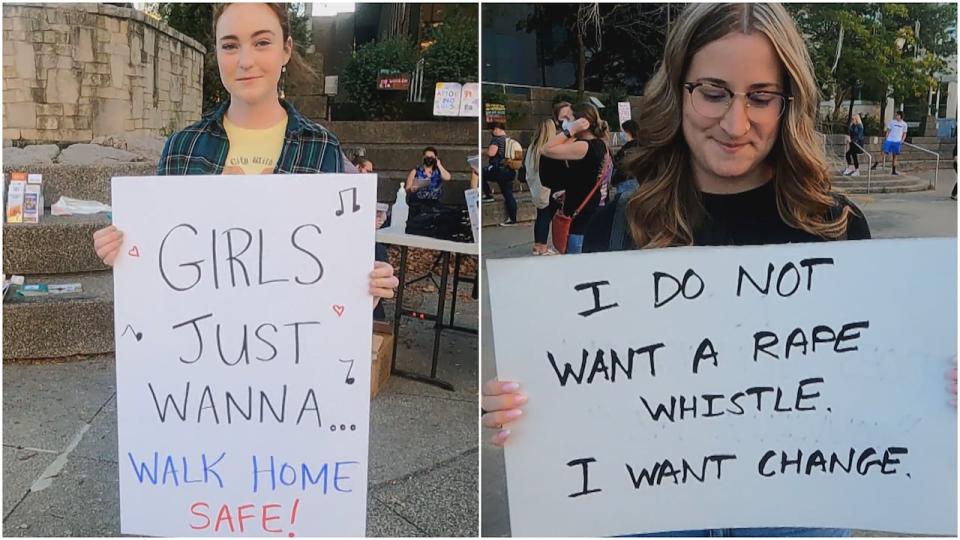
[113, 174, 375, 536]
[488, 238, 957, 536]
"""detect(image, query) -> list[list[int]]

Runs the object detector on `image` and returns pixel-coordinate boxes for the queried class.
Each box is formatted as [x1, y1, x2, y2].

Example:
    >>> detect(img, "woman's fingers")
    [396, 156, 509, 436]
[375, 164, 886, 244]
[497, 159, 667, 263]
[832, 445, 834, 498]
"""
[369, 262, 398, 299]
[481, 408, 523, 429]
[94, 226, 123, 267]
[481, 391, 526, 414]
[96, 236, 124, 266]
[490, 429, 511, 446]
[483, 379, 520, 397]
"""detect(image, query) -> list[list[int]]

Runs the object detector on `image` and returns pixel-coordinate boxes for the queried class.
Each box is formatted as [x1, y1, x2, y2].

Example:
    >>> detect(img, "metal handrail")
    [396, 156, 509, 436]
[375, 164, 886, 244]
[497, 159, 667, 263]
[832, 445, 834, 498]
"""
[851, 141, 873, 193]
[901, 141, 940, 189]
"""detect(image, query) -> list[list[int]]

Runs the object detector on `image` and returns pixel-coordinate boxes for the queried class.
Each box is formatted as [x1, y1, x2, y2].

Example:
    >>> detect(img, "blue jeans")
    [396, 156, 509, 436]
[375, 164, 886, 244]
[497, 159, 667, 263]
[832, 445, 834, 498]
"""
[615, 178, 640, 198]
[627, 528, 850, 537]
[497, 175, 517, 221]
[567, 234, 584, 254]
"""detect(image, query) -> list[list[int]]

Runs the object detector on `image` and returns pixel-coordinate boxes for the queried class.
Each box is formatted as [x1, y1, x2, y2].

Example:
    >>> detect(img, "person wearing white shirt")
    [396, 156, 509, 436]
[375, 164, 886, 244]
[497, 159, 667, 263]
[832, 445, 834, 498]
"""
[872, 110, 908, 175]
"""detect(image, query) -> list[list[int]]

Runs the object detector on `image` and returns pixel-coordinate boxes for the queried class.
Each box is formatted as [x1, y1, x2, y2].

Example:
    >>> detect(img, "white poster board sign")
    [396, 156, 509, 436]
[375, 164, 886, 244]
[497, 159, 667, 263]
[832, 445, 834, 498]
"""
[464, 187, 480, 243]
[617, 101, 631, 127]
[459, 82, 480, 117]
[433, 82, 462, 117]
[488, 238, 957, 537]
[112, 174, 375, 536]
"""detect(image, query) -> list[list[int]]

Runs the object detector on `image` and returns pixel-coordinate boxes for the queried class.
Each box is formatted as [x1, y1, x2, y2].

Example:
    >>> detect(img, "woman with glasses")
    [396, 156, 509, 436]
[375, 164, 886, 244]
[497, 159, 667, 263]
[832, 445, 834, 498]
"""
[481, 4, 909, 536]
[578, 3, 870, 251]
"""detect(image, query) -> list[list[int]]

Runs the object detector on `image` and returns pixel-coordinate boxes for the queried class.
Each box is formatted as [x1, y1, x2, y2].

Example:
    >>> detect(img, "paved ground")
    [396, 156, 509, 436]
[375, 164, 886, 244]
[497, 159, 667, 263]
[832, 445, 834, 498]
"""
[3, 290, 479, 537]
[480, 170, 957, 537]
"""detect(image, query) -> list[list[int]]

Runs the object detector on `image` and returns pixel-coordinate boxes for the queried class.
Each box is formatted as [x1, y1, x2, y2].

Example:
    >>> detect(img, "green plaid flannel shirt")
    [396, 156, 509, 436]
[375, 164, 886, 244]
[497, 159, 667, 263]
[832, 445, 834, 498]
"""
[157, 99, 343, 175]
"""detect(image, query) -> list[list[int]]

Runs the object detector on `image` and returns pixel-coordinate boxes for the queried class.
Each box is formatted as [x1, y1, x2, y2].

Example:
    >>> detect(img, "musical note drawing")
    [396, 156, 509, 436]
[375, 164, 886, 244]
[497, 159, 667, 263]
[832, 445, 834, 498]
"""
[339, 359, 356, 384]
[336, 187, 360, 216]
[121, 324, 143, 342]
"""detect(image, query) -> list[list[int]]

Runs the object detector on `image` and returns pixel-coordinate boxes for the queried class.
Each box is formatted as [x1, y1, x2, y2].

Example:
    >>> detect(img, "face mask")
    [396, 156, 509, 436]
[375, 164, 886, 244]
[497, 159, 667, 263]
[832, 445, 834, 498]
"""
[424, 157, 437, 167]
[561, 119, 574, 132]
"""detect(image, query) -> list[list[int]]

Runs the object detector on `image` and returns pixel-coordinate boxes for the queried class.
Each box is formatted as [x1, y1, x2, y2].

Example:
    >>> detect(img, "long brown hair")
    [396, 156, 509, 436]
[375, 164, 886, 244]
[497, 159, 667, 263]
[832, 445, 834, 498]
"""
[212, 3, 318, 91]
[572, 102, 610, 143]
[624, 3, 853, 248]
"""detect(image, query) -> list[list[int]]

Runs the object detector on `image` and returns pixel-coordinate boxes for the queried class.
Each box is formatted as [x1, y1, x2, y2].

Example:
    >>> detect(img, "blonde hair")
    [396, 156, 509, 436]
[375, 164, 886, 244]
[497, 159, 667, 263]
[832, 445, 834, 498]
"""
[625, 3, 854, 248]
[529, 119, 555, 168]
[851, 114, 862, 125]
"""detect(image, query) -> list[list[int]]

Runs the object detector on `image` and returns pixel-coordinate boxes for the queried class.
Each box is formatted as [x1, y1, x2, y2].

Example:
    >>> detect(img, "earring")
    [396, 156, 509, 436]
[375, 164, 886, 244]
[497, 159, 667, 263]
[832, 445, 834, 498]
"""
[279, 65, 287, 100]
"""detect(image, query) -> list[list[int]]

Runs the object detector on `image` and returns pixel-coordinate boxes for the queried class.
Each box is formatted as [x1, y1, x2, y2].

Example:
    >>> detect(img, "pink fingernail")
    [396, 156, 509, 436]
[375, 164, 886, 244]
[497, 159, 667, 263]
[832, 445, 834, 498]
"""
[506, 409, 522, 419]
[502, 382, 519, 392]
[514, 394, 528, 405]
[498, 429, 511, 440]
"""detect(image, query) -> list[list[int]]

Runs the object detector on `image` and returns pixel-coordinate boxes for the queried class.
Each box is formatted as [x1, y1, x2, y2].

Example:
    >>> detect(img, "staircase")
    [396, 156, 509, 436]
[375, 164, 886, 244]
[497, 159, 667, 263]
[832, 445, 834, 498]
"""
[2, 163, 157, 359]
[480, 175, 537, 225]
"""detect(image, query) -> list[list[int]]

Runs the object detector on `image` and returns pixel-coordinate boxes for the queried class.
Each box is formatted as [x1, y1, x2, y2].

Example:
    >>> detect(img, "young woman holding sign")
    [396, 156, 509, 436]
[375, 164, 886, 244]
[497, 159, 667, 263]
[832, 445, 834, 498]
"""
[483, 3, 956, 536]
[92, 3, 397, 304]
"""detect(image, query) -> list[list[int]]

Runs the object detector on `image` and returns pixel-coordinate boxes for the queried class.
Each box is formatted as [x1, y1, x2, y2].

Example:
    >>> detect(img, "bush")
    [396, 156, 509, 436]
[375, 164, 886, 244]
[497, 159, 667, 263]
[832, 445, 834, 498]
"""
[340, 37, 419, 120]
[422, 7, 478, 89]
[860, 114, 883, 137]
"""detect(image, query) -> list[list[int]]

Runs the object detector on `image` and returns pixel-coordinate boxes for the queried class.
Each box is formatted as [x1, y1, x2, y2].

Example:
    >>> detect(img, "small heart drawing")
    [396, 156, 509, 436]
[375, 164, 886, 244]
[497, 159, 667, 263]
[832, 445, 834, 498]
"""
[128, 246, 140, 258]
[332, 305, 345, 317]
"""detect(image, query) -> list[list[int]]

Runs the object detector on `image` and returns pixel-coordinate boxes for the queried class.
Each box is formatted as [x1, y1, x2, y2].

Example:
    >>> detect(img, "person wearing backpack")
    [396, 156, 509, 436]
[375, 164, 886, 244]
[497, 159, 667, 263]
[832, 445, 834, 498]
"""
[485, 122, 519, 226]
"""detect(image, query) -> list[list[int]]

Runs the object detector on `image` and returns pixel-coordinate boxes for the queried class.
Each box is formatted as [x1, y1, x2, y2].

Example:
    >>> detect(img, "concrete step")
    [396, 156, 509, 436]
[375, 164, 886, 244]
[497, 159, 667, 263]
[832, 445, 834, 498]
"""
[4, 213, 110, 275]
[481, 193, 537, 226]
[342, 144, 477, 173]
[832, 171, 931, 193]
[834, 182, 931, 194]
[3, 271, 114, 360]
[2, 163, 155, 208]
[327, 121, 477, 146]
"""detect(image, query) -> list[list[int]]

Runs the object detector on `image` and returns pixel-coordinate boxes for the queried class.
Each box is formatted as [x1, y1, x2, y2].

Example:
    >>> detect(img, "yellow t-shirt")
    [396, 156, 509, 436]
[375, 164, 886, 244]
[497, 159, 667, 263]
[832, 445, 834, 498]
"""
[222, 115, 287, 175]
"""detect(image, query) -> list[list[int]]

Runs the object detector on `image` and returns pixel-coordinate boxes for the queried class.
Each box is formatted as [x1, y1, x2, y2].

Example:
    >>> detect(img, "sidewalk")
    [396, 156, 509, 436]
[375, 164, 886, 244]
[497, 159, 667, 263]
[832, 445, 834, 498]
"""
[480, 173, 957, 536]
[3, 291, 479, 537]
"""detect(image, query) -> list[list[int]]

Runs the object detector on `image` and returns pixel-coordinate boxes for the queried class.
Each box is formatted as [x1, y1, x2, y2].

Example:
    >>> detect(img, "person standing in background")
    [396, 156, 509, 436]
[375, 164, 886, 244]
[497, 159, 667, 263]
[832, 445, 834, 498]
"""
[872, 111, 908, 175]
[842, 114, 864, 176]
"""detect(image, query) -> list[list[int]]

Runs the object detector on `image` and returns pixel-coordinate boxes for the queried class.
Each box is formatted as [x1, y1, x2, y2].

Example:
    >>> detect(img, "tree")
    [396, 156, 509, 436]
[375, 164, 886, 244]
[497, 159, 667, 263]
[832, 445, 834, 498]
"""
[340, 37, 419, 120]
[422, 5, 478, 90]
[516, 3, 670, 97]
[790, 3, 955, 126]
[152, 3, 313, 111]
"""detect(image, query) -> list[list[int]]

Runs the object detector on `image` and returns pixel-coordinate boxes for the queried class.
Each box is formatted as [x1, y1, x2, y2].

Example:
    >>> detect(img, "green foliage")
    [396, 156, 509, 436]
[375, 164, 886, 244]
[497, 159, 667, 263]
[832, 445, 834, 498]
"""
[340, 37, 419, 120]
[422, 6, 478, 89]
[790, 3, 956, 122]
[154, 3, 313, 112]
[860, 113, 883, 137]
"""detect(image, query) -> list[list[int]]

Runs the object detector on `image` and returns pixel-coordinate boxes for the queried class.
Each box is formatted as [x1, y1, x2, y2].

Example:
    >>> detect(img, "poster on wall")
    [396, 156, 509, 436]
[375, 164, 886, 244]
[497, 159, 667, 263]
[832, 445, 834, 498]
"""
[433, 82, 463, 117]
[459, 83, 480, 117]
[112, 174, 376, 536]
[484, 103, 507, 125]
[617, 101, 632, 127]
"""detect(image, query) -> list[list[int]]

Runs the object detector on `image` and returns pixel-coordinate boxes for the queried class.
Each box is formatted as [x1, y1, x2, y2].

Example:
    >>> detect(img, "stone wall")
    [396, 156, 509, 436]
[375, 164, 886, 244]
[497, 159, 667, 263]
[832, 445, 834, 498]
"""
[2, 3, 205, 145]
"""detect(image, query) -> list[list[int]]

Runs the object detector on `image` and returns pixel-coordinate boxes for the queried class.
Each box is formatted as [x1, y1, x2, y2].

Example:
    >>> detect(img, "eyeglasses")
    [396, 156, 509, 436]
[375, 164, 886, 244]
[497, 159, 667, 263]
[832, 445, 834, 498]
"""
[682, 82, 792, 122]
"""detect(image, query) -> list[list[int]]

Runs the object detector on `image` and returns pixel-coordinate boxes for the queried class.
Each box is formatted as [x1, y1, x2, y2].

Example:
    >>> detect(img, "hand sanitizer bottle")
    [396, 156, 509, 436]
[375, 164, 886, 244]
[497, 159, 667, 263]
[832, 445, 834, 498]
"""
[391, 182, 408, 233]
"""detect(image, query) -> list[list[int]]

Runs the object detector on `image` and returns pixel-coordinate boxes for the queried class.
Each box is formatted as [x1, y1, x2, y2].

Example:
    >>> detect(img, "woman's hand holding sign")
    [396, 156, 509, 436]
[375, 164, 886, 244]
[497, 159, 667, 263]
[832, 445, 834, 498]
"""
[482, 379, 527, 446]
[94, 225, 124, 266]
[369, 261, 398, 308]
